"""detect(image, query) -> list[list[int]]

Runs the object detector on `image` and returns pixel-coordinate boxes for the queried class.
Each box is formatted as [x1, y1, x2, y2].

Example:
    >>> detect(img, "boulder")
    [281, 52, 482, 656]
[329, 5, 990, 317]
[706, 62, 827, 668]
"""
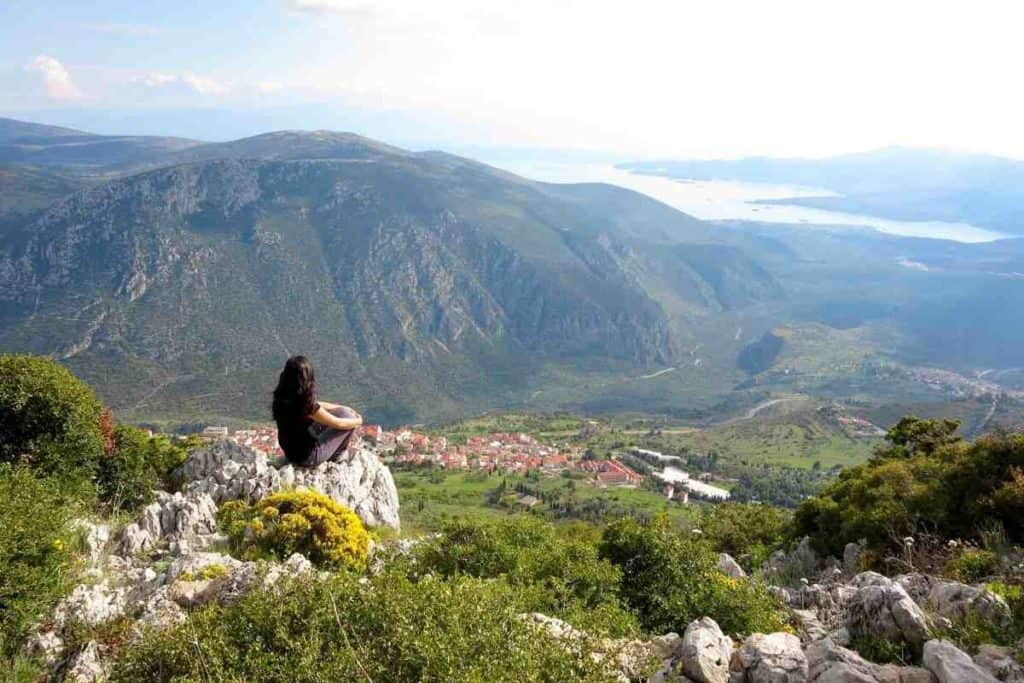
[846, 573, 930, 651]
[719, 553, 748, 579]
[806, 637, 935, 683]
[612, 632, 684, 682]
[974, 644, 1024, 683]
[118, 491, 218, 555]
[52, 582, 128, 630]
[175, 440, 400, 529]
[72, 520, 111, 565]
[682, 617, 733, 683]
[926, 580, 1012, 626]
[730, 632, 808, 682]
[168, 578, 226, 608]
[922, 640, 998, 683]
[788, 583, 858, 631]
[793, 610, 828, 644]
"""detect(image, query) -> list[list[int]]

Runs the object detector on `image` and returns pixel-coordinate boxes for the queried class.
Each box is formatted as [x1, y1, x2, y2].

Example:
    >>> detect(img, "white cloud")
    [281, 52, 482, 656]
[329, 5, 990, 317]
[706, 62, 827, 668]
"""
[25, 55, 82, 100]
[136, 71, 229, 96]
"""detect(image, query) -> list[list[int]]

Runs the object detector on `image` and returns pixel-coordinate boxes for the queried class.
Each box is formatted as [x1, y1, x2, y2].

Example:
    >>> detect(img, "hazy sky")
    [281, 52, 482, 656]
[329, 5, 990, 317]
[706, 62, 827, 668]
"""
[2, 0, 1023, 158]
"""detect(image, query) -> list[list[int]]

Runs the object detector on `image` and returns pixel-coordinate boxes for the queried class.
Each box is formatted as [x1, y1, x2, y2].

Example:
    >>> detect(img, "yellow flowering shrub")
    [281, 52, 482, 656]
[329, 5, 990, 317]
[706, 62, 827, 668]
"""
[219, 490, 369, 570]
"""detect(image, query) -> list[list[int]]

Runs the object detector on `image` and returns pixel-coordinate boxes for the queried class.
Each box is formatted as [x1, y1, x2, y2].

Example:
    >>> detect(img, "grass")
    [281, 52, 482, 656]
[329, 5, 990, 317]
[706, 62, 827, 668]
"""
[393, 468, 697, 536]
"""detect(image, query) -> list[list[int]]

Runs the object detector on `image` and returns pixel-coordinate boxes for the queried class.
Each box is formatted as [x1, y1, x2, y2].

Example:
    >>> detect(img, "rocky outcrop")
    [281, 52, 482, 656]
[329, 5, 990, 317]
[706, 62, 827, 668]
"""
[730, 632, 808, 682]
[845, 573, 930, 652]
[925, 580, 1012, 626]
[922, 639, 999, 683]
[118, 491, 219, 555]
[806, 637, 935, 683]
[174, 440, 400, 529]
[29, 440, 398, 680]
[65, 641, 107, 683]
[683, 617, 733, 683]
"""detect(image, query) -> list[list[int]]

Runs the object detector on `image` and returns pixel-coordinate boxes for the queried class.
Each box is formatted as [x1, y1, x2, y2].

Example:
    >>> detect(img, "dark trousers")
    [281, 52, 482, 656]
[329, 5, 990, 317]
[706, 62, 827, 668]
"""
[302, 406, 357, 467]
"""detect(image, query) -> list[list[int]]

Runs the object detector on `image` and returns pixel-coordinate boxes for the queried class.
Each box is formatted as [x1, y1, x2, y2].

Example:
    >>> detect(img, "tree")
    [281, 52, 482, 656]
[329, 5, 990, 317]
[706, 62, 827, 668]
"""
[880, 416, 961, 459]
[0, 355, 104, 478]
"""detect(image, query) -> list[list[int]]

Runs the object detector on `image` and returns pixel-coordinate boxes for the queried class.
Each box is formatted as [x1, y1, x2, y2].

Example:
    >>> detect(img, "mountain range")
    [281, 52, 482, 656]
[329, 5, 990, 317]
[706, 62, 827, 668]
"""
[2, 117, 1023, 426]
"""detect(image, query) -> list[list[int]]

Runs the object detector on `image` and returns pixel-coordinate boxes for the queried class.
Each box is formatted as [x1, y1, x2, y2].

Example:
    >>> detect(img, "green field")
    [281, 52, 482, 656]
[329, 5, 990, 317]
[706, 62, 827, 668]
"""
[393, 468, 698, 536]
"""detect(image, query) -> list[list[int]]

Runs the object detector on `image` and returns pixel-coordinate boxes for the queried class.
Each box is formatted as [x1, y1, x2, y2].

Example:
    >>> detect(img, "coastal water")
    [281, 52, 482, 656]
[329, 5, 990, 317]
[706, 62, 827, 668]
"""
[489, 160, 1005, 244]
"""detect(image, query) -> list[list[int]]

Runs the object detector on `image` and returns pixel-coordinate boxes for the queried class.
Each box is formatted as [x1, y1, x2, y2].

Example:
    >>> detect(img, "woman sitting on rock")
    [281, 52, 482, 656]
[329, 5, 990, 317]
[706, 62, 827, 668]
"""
[272, 355, 363, 467]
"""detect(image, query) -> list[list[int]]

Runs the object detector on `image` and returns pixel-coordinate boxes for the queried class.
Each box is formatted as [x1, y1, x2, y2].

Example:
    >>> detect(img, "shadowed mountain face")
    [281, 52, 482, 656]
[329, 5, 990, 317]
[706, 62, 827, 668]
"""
[0, 132, 783, 423]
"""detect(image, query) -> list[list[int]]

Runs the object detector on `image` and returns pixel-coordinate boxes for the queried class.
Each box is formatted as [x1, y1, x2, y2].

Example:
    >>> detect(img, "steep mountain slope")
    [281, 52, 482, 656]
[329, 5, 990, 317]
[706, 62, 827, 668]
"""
[0, 135, 783, 423]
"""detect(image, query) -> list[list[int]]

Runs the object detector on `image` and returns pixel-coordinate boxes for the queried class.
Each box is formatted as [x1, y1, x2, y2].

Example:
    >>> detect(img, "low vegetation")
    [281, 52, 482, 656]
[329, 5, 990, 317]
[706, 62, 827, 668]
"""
[0, 464, 84, 656]
[598, 516, 787, 636]
[112, 567, 621, 682]
[795, 416, 1024, 557]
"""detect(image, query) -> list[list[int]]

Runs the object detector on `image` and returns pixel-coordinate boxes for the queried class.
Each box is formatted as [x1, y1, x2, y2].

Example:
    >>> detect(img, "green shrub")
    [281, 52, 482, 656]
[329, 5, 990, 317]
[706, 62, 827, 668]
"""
[598, 516, 787, 636]
[945, 549, 1000, 583]
[796, 417, 1024, 555]
[0, 465, 83, 657]
[220, 490, 370, 570]
[697, 502, 791, 570]
[414, 517, 637, 637]
[111, 570, 620, 682]
[0, 355, 104, 479]
[96, 425, 192, 513]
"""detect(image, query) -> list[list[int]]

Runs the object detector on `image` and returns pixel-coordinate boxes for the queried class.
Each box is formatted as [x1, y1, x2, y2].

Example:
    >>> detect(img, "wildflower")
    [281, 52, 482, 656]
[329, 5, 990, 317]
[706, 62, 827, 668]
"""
[691, 528, 703, 536]
[800, 577, 809, 585]
[52, 539, 65, 552]
[903, 536, 915, 546]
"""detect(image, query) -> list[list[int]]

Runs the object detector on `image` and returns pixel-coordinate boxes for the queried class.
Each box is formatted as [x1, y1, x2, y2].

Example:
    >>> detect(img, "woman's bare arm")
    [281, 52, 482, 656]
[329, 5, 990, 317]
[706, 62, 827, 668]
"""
[311, 405, 363, 430]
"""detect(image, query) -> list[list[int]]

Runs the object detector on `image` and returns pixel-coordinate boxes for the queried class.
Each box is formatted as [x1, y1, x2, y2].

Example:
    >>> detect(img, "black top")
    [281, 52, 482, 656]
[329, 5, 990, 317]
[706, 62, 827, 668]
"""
[276, 401, 320, 463]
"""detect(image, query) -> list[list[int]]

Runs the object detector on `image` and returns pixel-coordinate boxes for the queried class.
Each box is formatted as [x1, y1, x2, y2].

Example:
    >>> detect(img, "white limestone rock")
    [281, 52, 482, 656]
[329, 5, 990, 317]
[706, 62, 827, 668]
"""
[174, 440, 400, 529]
[806, 637, 935, 683]
[973, 644, 1024, 683]
[682, 617, 733, 683]
[52, 582, 128, 630]
[846, 573, 930, 651]
[719, 553, 748, 579]
[66, 641, 107, 683]
[72, 520, 111, 565]
[794, 610, 829, 644]
[23, 629, 64, 666]
[922, 639, 998, 683]
[730, 632, 808, 682]
[925, 580, 1012, 626]
[117, 491, 219, 556]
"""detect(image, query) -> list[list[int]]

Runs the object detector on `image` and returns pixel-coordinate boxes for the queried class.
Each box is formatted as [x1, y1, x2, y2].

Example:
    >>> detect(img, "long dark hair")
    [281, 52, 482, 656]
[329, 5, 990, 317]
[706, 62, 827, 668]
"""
[272, 355, 317, 422]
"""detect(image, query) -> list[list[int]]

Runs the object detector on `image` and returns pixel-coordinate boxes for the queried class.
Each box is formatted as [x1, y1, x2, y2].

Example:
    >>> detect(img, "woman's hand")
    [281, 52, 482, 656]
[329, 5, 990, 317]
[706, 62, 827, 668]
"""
[312, 405, 362, 431]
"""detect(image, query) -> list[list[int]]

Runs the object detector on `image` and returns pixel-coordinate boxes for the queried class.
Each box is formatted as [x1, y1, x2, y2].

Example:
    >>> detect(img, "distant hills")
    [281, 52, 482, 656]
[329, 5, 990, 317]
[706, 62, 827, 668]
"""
[2, 116, 1024, 425]
[621, 147, 1024, 236]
